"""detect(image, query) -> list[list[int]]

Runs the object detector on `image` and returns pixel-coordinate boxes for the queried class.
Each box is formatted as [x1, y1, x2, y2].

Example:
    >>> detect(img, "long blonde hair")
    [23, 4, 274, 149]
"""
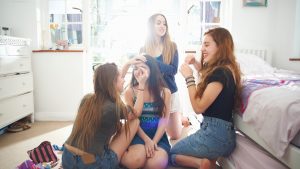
[141, 13, 177, 64]
[66, 63, 129, 151]
[197, 27, 242, 109]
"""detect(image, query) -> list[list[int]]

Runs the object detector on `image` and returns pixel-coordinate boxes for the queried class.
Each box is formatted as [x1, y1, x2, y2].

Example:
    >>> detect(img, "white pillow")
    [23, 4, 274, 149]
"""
[235, 53, 274, 75]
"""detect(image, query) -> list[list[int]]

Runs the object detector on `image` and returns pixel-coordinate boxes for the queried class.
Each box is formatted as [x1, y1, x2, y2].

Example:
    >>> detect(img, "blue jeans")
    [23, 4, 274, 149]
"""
[170, 116, 236, 166]
[62, 146, 119, 169]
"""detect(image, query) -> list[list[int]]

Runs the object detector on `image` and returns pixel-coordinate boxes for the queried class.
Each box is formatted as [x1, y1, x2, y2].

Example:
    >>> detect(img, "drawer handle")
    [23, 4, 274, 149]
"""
[23, 104, 27, 107]
[19, 63, 24, 67]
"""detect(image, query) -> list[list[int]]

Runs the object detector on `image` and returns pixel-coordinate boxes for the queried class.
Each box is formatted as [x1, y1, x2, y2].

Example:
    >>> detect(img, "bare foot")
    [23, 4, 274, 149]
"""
[181, 116, 190, 127]
[199, 159, 216, 169]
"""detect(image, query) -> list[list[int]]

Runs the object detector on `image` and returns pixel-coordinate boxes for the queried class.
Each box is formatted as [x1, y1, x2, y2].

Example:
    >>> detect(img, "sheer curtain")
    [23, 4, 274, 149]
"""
[220, 0, 233, 31]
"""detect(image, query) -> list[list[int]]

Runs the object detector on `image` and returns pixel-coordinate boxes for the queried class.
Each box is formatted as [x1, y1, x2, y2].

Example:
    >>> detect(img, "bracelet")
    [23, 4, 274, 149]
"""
[137, 88, 144, 91]
[185, 76, 194, 81]
[186, 80, 195, 84]
[186, 80, 196, 88]
[187, 83, 196, 88]
[185, 76, 195, 82]
[186, 81, 195, 85]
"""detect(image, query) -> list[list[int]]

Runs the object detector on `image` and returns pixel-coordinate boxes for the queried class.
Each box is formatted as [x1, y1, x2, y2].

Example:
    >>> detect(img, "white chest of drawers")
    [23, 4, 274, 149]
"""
[0, 36, 34, 128]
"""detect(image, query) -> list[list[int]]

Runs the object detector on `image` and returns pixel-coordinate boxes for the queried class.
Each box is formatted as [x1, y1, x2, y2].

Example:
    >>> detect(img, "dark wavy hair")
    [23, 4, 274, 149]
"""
[130, 55, 167, 116]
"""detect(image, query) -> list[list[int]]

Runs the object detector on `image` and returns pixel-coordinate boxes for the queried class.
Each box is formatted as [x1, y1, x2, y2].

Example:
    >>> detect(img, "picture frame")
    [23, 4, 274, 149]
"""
[243, 0, 267, 7]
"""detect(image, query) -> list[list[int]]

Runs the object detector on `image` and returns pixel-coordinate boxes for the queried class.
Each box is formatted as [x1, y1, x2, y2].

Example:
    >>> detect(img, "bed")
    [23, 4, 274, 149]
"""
[218, 47, 300, 169]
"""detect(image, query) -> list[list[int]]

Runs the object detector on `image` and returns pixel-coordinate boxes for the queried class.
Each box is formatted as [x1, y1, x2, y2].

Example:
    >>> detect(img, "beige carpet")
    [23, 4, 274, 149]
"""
[0, 121, 200, 169]
[0, 121, 72, 169]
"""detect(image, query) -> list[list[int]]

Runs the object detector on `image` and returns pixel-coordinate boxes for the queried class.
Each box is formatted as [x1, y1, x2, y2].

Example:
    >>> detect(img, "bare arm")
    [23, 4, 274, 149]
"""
[193, 60, 202, 71]
[124, 65, 148, 117]
[124, 88, 144, 117]
[187, 82, 223, 114]
[121, 55, 146, 78]
[121, 62, 132, 78]
[180, 63, 222, 113]
[185, 53, 202, 71]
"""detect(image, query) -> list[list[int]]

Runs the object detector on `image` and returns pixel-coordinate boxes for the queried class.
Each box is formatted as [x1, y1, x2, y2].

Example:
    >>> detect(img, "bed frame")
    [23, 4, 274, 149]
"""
[233, 114, 300, 169]
[218, 47, 300, 169]
[235, 46, 272, 65]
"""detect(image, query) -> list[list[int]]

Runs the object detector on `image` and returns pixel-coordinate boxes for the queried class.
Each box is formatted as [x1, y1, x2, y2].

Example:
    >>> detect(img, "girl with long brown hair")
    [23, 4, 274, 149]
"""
[121, 55, 171, 169]
[62, 63, 139, 169]
[170, 27, 242, 169]
[140, 13, 183, 140]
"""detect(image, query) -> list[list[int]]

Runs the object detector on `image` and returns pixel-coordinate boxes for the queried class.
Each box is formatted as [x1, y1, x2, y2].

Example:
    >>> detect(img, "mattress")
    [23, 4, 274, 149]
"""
[240, 76, 300, 157]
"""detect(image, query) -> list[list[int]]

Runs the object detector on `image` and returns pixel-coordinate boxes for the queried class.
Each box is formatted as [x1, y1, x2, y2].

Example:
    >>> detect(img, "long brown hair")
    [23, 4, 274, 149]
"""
[141, 13, 177, 64]
[66, 63, 129, 151]
[196, 27, 242, 109]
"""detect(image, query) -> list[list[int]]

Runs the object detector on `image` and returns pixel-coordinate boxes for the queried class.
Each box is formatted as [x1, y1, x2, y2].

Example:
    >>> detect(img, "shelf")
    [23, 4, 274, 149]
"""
[32, 49, 83, 53]
[289, 58, 300, 61]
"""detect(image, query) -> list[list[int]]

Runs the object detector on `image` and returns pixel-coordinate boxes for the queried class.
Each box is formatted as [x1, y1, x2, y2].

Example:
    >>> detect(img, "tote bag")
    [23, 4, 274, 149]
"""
[27, 141, 58, 164]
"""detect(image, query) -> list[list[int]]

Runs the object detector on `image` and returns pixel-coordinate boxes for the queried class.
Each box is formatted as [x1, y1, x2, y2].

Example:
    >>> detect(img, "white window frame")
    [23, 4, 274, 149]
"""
[48, 0, 84, 49]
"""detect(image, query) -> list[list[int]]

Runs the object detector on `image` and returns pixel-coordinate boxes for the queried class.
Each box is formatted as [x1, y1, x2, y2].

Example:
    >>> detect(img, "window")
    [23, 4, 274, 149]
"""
[49, 0, 83, 47]
[186, 0, 222, 46]
[89, 0, 144, 65]
[89, 0, 180, 66]
[88, 0, 222, 65]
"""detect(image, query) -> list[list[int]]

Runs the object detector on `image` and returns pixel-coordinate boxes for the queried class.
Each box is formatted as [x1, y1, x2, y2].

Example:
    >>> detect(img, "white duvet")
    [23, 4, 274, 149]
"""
[243, 75, 300, 158]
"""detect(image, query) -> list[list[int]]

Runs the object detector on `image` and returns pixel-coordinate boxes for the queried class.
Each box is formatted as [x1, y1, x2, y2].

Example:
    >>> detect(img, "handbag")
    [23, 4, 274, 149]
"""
[27, 141, 58, 164]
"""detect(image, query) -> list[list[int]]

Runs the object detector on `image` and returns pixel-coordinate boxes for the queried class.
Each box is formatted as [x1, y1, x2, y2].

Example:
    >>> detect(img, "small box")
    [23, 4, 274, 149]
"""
[1, 27, 11, 36]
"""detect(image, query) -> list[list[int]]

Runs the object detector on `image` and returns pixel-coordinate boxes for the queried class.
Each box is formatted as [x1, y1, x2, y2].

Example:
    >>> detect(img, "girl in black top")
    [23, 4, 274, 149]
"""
[170, 27, 242, 169]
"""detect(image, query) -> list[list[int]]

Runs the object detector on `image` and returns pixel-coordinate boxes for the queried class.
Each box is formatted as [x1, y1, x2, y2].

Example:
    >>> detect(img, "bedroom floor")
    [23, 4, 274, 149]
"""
[0, 121, 221, 169]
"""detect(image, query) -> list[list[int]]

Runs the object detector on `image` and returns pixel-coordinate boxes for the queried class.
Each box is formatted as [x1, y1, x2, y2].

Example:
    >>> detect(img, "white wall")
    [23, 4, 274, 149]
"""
[231, 0, 273, 47]
[0, 0, 39, 48]
[231, 0, 299, 72]
[270, 0, 299, 72]
[293, 0, 300, 57]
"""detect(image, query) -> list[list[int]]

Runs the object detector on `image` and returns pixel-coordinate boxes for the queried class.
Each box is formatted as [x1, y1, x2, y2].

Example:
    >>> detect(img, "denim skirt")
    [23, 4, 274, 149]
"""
[170, 116, 236, 166]
[62, 145, 119, 169]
